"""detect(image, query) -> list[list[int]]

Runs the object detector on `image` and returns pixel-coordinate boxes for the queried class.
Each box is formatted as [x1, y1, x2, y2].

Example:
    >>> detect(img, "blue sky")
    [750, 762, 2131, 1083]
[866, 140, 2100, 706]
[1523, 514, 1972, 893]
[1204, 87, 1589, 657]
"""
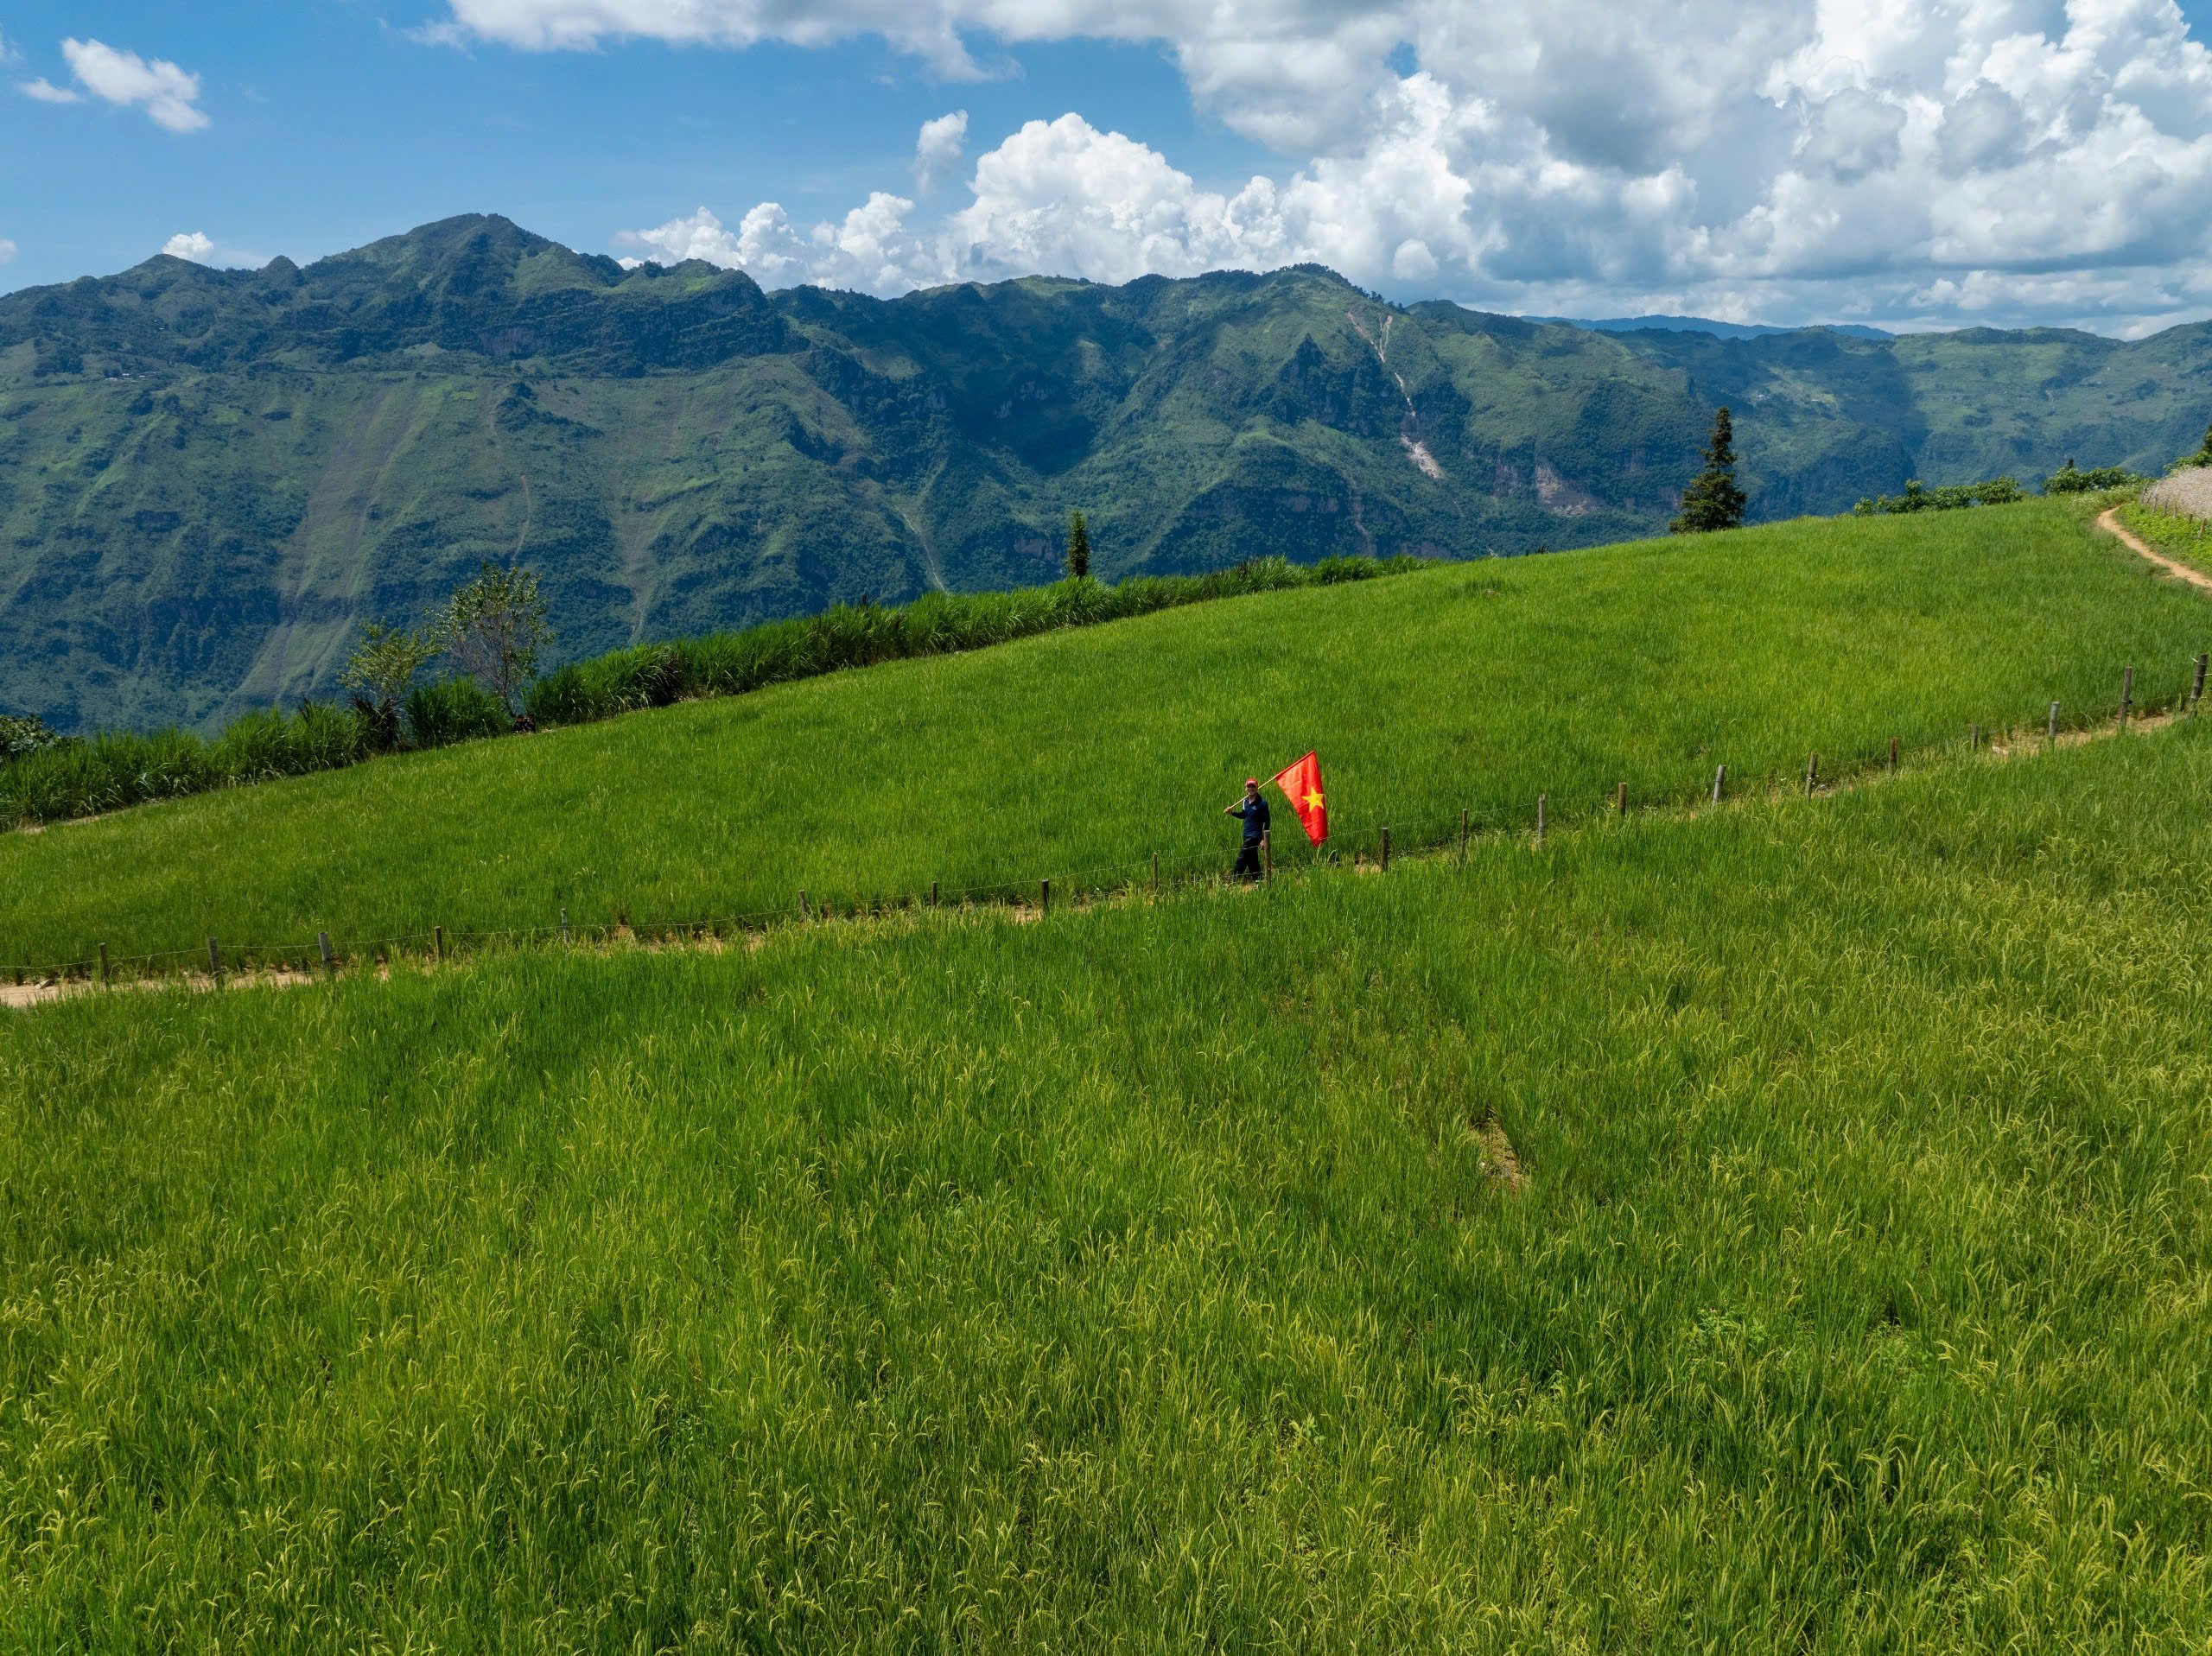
[7, 1, 2212, 334]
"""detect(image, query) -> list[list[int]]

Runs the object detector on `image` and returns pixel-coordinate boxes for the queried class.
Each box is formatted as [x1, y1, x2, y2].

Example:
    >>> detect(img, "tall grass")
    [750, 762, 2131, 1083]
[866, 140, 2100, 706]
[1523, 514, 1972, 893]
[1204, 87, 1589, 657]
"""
[0, 557, 1418, 828]
[4, 725, 2209, 1646]
[4, 498, 2208, 972]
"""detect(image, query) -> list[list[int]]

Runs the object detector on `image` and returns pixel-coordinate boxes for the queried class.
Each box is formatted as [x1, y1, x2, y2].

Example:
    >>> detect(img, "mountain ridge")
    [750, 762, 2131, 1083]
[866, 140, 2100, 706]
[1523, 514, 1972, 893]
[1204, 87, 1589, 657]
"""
[4, 213, 2208, 733]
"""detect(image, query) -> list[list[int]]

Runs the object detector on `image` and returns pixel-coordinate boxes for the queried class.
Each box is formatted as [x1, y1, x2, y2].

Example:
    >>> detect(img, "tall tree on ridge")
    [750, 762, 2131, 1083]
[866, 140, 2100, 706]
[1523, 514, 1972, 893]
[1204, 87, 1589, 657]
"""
[1672, 408, 1748, 534]
[1065, 511, 1092, 580]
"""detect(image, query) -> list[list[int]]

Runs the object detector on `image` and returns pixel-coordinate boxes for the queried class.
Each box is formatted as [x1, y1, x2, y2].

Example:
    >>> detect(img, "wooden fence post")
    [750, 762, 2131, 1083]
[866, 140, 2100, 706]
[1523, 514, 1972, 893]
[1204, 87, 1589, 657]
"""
[1040, 878, 1051, 915]
[318, 931, 334, 976]
[2120, 666, 2133, 727]
[1888, 737, 1899, 772]
[2048, 701, 2060, 741]
[1536, 794, 1547, 847]
[1712, 764, 1726, 804]
[1805, 752, 1818, 795]
[434, 924, 445, 963]
[1152, 852, 1160, 892]
[931, 879, 939, 907]
[796, 891, 807, 923]
[1459, 809, 1468, 863]
[1380, 827, 1391, 871]
[97, 942, 109, 986]
[207, 937, 221, 979]
[2194, 653, 2208, 713]
[1615, 782, 1628, 816]
[562, 906, 573, 943]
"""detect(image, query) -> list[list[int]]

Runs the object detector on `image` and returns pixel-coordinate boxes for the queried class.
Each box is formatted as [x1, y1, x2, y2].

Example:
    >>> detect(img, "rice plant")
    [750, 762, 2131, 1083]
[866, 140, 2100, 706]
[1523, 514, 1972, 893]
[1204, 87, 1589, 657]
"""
[3, 722, 2209, 1647]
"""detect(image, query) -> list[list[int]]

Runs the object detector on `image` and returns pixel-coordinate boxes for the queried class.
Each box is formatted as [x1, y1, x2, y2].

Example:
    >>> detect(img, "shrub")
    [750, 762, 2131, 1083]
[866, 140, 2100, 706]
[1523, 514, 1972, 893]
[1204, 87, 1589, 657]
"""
[405, 678, 511, 749]
[2043, 461, 2146, 496]
[1853, 476, 2023, 516]
[0, 713, 63, 762]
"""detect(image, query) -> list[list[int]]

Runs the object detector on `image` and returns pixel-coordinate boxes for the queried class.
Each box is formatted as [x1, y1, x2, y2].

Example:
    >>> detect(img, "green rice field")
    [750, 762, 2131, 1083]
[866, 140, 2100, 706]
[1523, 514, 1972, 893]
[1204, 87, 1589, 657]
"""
[4, 718, 2209, 1647]
[3, 498, 2207, 972]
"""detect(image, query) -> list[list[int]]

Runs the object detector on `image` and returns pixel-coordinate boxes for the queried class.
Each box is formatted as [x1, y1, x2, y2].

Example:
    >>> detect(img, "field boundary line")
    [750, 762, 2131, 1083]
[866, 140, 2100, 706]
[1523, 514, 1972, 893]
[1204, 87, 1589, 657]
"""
[5, 707, 2197, 1012]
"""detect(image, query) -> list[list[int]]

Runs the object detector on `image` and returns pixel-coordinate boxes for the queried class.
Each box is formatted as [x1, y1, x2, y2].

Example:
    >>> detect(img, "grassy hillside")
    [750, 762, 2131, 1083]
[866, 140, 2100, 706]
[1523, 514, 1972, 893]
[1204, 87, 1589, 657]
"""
[4, 498, 2206, 971]
[8, 213, 2211, 732]
[6, 717, 2209, 1647]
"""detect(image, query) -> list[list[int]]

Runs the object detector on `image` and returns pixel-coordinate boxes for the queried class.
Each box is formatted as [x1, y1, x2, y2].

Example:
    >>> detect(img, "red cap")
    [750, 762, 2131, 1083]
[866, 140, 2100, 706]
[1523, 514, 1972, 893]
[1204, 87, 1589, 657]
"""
[1244, 777, 1259, 786]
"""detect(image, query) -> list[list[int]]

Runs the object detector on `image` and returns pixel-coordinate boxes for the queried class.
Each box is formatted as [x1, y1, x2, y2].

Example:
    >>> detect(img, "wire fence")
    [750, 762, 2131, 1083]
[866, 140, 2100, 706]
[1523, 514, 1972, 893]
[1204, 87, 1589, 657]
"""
[9, 657, 2208, 996]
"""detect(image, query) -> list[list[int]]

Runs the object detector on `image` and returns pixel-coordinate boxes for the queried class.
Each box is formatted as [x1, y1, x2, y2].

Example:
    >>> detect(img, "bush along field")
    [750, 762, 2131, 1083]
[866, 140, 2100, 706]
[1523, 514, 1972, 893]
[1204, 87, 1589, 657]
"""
[0, 555, 1418, 830]
[0, 497, 2202, 977]
[3, 495, 2209, 973]
[3, 720, 2210, 1648]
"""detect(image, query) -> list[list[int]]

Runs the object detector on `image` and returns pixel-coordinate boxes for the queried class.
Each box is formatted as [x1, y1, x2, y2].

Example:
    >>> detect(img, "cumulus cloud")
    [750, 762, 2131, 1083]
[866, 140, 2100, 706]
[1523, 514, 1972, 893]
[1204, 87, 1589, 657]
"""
[160, 232, 264, 268]
[552, 0, 2212, 328]
[37, 38, 210, 130]
[915, 111, 967, 189]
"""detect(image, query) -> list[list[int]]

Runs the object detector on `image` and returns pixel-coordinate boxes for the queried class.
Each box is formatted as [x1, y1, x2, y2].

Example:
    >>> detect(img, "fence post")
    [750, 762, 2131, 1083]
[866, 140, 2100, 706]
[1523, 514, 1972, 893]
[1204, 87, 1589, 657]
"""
[1459, 809, 1468, 863]
[1805, 752, 1818, 795]
[1888, 737, 1899, 772]
[434, 924, 445, 963]
[2195, 653, 2208, 713]
[930, 879, 939, 908]
[1380, 827, 1391, 872]
[2120, 666, 2133, 727]
[1040, 878, 1051, 915]
[207, 937, 221, 980]
[1712, 764, 1726, 804]
[2048, 701, 2060, 741]
[562, 906, 572, 943]
[1536, 794, 1547, 847]
[1968, 723, 1980, 752]
[1615, 782, 1628, 816]
[96, 942, 109, 986]
[1151, 853, 1160, 892]
[797, 891, 807, 923]
[318, 931, 334, 976]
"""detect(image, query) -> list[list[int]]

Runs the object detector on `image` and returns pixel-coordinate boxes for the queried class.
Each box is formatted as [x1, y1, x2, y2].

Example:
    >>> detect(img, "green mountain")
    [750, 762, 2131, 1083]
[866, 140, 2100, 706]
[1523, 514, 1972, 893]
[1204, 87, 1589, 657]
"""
[4, 213, 2209, 732]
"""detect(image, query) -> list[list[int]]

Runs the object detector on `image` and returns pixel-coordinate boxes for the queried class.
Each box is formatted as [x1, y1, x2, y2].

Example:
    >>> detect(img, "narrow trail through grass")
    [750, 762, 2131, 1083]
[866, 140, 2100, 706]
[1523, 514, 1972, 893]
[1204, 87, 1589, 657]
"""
[8, 703, 2193, 1009]
[2100, 504, 2212, 592]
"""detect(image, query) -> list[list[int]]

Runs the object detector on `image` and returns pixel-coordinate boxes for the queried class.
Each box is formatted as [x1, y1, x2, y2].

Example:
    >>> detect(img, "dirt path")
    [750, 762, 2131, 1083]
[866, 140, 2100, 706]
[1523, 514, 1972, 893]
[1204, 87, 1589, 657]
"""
[9, 703, 2194, 1012]
[2100, 506, 2212, 593]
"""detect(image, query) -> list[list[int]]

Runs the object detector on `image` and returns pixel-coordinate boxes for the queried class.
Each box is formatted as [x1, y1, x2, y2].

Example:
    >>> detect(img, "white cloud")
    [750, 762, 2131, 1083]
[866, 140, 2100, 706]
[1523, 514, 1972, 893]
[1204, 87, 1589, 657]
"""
[19, 76, 81, 105]
[160, 232, 264, 268]
[0, 238, 16, 265]
[915, 111, 967, 189]
[548, 0, 2212, 328]
[59, 38, 208, 132]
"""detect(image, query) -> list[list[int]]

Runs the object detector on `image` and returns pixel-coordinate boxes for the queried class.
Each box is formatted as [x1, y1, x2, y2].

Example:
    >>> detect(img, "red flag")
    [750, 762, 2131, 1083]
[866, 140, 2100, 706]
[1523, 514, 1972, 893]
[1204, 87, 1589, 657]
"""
[1272, 751, 1328, 846]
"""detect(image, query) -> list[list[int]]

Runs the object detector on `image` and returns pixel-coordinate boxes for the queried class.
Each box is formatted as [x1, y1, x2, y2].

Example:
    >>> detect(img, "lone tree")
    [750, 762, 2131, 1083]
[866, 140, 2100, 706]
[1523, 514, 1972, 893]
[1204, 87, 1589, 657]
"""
[340, 620, 438, 749]
[1065, 511, 1092, 580]
[1672, 407, 1748, 534]
[441, 560, 552, 720]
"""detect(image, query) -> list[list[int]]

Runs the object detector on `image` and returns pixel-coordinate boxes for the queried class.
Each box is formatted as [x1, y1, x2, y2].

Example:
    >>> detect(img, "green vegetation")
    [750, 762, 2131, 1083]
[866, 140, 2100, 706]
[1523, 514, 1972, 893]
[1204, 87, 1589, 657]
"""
[1064, 511, 1092, 581]
[2044, 461, 2147, 496]
[0, 555, 1419, 832]
[4, 498, 2206, 972]
[6, 719, 2210, 1647]
[1852, 475, 2024, 515]
[10, 213, 2212, 733]
[1669, 406, 1747, 532]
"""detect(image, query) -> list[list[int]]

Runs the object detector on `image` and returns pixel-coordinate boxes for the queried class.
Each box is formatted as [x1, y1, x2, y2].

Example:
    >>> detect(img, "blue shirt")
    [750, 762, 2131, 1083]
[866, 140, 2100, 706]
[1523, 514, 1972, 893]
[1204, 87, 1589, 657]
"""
[1234, 795, 1271, 844]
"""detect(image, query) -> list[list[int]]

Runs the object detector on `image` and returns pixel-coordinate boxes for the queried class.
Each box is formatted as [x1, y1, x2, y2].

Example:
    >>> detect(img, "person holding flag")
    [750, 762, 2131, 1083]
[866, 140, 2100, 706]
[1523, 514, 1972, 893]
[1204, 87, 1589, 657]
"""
[1223, 753, 1329, 882]
[1223, 777, 1271, 882]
